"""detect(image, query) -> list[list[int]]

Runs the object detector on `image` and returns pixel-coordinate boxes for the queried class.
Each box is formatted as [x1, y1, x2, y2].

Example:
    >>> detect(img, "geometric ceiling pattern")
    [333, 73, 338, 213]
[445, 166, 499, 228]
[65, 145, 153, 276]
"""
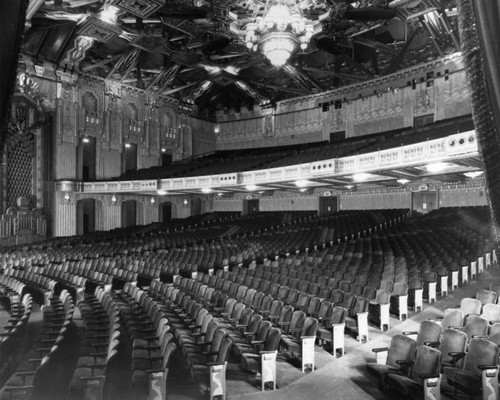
[23, 0, 459, 114]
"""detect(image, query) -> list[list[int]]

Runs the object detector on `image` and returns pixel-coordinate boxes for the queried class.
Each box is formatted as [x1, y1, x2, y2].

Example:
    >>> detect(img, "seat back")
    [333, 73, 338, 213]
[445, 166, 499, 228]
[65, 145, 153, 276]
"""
[204, 321, 220, 343]
[440, 328, 467, 365]
[278, 305, 293, 325]
[477, 289, 497, 305]
[318, 286, 331, 299]
[386, 334, 417, 369]
[488, 322, 500, 345]
[230, 303, 246, 320]
[416, 320, 442, 347]
[463, 338, 500, 377]
[264, 328, 281, 351]
[215, 337, 233, 363]
[392, 282, 408, 296]
[350, 296, 369, 317]
[260, 295, 273, 312]
[463, 315, 489, 340]
[255, 320, 272, 341]
[208, 329, 227, 359]
[481, 303, 500, 323]
[361, 285, 377, 300]
[307, 297, 322, 315]
[238, 308, 254, 327]
[440, 308, 464, 329]
[247, 314, 263, 334]
[301, 317, 318, 337]
[289, 310, 306, 332]
[317, 301, 332, 321]
[410, 345, 441, 385]
[460, 297, 482, 315]
[341, 292, 356, 310]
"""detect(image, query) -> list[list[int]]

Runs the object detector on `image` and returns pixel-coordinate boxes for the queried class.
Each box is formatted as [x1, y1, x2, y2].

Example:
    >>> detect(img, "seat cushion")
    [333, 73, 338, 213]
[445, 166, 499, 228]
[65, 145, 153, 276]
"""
[386, 373, 420, 398]
[366, 363, 398, 383]
[443, 367, 482, 395]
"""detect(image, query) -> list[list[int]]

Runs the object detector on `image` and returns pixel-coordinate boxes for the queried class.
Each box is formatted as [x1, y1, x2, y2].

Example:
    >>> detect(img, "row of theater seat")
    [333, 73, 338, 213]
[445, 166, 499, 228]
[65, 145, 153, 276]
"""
[0, 290, 74, 399]
[0, 207, 495, 398]
[367, 285, 500, 399]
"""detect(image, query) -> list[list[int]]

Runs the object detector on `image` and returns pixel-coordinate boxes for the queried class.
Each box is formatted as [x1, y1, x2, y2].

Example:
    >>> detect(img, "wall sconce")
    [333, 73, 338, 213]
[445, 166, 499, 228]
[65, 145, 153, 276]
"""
[150, 197, 155, 204]
[82, 136, 90, 143]
[161, 147, 166, 153]
[64, 193, 70, 201]
[124, 143, 131, 149]
[183, 198, 188, 205]
[111, 195, 117, 202]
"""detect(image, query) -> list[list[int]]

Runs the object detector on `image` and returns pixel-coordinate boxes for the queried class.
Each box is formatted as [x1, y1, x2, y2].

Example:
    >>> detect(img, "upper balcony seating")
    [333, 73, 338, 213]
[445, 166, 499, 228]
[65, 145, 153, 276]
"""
[104, 115, 474, 183]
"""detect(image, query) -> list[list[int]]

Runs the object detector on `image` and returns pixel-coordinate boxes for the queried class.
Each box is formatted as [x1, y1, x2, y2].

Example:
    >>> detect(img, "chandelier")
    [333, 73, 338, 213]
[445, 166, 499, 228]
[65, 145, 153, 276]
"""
[232, 1, 330, 67]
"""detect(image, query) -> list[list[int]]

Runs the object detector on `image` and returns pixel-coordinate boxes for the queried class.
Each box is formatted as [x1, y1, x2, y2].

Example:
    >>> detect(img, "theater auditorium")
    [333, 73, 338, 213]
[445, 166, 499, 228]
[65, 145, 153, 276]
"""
[0, 0, 500, 399]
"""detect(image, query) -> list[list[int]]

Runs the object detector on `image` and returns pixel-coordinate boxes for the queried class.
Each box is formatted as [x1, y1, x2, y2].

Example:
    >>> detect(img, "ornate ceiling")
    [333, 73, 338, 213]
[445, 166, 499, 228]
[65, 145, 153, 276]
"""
[23, 0, 459, 115]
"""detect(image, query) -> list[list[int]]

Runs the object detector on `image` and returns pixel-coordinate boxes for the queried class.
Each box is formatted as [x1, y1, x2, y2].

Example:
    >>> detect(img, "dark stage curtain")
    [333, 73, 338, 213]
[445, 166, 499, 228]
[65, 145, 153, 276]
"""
[457, 0, 500, 241]
[0, 0, 29, 154]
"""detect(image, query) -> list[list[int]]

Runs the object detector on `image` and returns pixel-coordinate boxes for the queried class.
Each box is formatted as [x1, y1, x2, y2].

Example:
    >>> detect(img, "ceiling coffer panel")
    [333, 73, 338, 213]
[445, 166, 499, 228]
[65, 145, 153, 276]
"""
[23, 0, 460, 111]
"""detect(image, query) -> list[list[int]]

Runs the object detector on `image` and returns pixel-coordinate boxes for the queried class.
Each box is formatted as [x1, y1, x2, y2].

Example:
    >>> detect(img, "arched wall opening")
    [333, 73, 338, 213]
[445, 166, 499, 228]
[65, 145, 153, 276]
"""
[76, 198, 99, 235]
[159, 201, 172, 223]
[77, 136, 96, 181]
[121, 199, 137, 228]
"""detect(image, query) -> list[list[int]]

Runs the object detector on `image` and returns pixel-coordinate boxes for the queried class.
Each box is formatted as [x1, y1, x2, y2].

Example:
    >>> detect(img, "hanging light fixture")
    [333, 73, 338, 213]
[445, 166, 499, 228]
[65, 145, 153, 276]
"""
[232, 1, 330, 67]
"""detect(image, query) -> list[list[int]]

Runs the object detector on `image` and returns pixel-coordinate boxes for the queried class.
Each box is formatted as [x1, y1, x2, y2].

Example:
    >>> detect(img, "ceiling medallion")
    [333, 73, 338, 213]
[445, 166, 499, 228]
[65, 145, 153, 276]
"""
[115, 0, 165, 19]
[230, 0, 331, 67]
[78, 16, 122, 43]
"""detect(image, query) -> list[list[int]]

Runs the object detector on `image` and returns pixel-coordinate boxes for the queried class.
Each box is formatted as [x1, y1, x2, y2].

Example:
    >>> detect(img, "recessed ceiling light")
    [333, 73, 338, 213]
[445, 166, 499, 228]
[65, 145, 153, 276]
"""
[294, 179, 310, 188]
[201, 188, 212, 193]
[345, 185, 354, 189]
[352, 173, 371, 182]
[464, 171, 483, 178]
[397, 179, 410, 185]
[426, 162, 449, 173]
[246, 185, 258, 191]
[157, 189, 167, 195]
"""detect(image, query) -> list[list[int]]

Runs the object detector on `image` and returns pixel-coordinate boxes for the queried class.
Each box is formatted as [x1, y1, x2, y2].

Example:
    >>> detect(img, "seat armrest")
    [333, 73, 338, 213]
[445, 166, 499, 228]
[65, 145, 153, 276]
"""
[207, 361, 225, 367]
[396, 360, 414, 365]
[402, 331, 418, 336]
[478, 365, 499, 370]
[372, 347, 389, 353]
[424, 341, 440, 348]
[259, 350, 277, 355]
[89, 352, 107, 357]
[419, 374, 440, 379]
[448, 351, 466, 360]
[396, 359, 414, 375]
[79, 375, 105, 381]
